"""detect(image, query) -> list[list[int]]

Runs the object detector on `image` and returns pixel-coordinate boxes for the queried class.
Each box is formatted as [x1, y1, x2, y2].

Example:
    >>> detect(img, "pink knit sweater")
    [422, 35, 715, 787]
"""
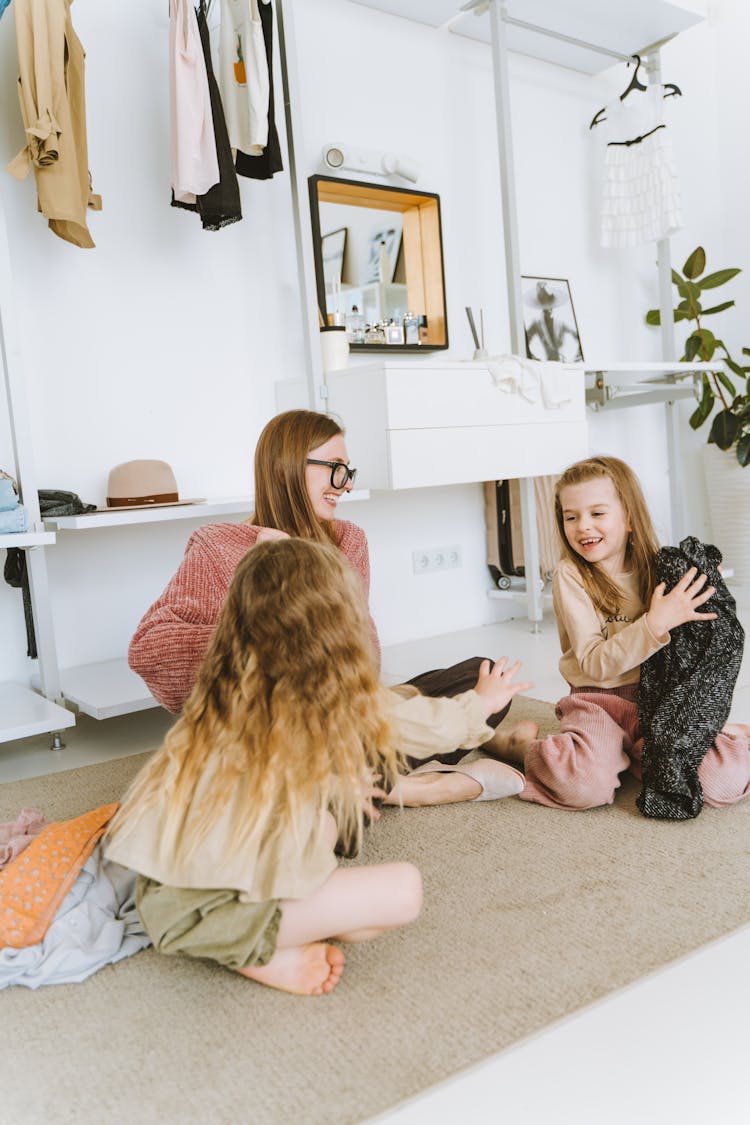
[128, 520, 378, 712]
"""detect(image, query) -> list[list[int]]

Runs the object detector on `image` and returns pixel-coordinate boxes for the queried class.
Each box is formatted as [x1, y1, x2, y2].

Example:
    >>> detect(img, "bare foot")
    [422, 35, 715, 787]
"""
[482, 719, 539, 765]
[238, 943, 345, 996]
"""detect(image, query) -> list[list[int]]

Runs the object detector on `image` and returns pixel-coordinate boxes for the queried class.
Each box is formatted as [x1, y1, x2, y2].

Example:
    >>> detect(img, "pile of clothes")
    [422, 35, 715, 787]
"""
[0, 804, 150, 990]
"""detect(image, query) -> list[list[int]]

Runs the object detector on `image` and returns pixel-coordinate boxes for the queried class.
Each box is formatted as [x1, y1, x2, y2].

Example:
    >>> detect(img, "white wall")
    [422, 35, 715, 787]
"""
[0, 0, 736, 690]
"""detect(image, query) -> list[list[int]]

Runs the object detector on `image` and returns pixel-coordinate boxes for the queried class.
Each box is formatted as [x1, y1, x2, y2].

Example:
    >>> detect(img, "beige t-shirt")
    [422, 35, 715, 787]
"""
[103, 686, 494, 903]
[553, 558, 669, 689]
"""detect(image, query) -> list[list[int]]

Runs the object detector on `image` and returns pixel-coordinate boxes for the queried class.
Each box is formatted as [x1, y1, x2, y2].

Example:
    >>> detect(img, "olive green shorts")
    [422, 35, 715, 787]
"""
[135, 877, 282, 971]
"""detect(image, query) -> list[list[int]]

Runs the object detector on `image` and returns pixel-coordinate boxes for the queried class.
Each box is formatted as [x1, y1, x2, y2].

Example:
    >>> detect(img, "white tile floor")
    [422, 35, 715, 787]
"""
[1, 600, 749, 1124]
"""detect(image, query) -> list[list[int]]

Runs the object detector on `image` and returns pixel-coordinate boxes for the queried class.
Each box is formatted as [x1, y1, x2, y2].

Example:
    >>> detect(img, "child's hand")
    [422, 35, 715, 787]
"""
[255, 527, 290, 545]
[646, 567, 717, 635]
[362, 772, 386, 822]
[473, 657, 534, 719]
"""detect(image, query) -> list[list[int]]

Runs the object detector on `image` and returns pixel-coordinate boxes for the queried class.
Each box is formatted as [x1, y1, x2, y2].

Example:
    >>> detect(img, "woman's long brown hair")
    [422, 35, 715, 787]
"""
[554, 456, 660, 616]
[251, 410, 344, 545]
[108, 539, 400, 861]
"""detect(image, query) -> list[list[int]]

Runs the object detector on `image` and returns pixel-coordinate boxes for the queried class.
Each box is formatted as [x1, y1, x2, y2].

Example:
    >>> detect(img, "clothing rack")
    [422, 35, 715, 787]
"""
[0, 195, 76, 745]
[475, 0, 696, 624]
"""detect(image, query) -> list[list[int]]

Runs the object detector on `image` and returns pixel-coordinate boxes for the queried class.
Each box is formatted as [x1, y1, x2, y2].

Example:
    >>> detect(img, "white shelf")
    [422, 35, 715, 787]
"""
[44, 497, 254, 531]
[35, 659, 161, 720]
[350, 1, 704, 76]
[576, 361, 718, 374]
[0, 682, 76, 743]
[0, 530, 56, 548]
[575, 360, 714, 410]
[43, 493, 369, 531]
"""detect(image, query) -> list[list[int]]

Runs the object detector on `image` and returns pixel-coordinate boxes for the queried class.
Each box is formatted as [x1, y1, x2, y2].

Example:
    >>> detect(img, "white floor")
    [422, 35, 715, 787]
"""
[1, 605, 749, 1124]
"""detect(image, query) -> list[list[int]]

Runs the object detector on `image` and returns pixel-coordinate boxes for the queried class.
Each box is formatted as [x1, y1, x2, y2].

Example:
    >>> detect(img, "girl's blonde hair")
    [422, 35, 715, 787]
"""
[554, 456, 660, 616]
[251, 410, 344, 545]
[110, 539, 399, 861]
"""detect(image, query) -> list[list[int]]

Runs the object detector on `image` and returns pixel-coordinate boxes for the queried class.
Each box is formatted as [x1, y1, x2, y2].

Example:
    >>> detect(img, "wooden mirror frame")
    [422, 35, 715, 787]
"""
[308, 175, 449, 352]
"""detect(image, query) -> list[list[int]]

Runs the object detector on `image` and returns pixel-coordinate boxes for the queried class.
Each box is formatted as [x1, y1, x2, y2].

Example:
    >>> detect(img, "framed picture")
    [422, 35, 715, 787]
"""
[321, 227, 347, 288]
[521, 276, 583, 362]
[362, 225, 403, 285]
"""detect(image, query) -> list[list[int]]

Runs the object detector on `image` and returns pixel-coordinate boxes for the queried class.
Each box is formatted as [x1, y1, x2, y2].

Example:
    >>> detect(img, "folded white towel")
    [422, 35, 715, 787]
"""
[482, 355, 572, 409]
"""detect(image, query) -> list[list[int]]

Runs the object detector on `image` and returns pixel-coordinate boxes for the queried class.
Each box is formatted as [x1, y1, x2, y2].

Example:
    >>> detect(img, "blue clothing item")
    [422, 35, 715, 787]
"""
[0, 847, 151, 990]
[0, 506, 28, 533]
[0, 478, 18, 511]
[0, 0, 11, 22]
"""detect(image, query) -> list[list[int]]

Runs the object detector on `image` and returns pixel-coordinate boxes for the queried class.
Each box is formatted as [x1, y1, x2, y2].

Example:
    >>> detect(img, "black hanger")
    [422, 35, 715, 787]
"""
[619, 54, 647, 100]
[589, 56, 682, 129]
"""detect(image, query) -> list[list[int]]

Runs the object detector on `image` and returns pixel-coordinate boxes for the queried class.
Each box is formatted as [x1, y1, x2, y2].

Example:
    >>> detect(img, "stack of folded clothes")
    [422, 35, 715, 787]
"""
[0, 474, 28, 533]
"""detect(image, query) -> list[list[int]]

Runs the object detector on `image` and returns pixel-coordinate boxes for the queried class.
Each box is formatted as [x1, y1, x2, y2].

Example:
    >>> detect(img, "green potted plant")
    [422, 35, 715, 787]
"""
[647, 247, 750, 584]
[646, 246, 750, 465]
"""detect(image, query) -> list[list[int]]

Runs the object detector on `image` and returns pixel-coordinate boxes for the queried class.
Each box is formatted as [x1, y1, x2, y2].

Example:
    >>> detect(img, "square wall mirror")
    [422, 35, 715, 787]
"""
[308, 175, 448, 351]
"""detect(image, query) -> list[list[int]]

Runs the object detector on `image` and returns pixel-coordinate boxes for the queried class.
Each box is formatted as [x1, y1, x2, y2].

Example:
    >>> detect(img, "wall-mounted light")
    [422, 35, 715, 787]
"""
[321, 143, 420, 184]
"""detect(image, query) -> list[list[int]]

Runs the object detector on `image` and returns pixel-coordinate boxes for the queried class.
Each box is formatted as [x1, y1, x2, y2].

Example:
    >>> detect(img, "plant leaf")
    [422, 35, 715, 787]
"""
[737, 433, 750, 467]
[674, 278, 699, 301]
[723, 355, 745, 380]
[646, 309, 660, 326]
[708, 410, 740, 449]
[715, 367, 737, 396]
[696, 328, 716, 360]
[683, 247, 706, 278]
[671, 268, 685, 287]
[684, 334, 702, 361]
[700, 300, 735, 316]
[697, 268, 741, 290]
[689, 376, 714, 429]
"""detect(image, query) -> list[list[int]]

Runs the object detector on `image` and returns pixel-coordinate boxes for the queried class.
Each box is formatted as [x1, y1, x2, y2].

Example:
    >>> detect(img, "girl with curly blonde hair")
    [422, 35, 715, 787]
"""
[105, 538, 423, 996]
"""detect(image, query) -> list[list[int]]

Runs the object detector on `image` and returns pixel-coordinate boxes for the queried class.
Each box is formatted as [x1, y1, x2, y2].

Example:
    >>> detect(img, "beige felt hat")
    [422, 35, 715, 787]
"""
[103, 460, 203, 510]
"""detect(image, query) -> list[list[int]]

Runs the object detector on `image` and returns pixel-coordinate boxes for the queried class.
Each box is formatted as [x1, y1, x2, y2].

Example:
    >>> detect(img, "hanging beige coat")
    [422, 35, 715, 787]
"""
[7, 0, 102, 248]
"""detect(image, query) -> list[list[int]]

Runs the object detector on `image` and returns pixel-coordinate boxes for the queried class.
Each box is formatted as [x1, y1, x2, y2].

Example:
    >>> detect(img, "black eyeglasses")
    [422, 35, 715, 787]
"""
[306, 459, 357, 489]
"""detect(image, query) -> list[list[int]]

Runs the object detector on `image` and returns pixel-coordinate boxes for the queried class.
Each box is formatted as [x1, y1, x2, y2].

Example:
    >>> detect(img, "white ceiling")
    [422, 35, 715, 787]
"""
[347, 0, 705, 75]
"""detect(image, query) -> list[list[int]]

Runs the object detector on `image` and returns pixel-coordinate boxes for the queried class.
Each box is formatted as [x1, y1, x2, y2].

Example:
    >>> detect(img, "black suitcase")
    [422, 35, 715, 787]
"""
[483, 476, 560, 590]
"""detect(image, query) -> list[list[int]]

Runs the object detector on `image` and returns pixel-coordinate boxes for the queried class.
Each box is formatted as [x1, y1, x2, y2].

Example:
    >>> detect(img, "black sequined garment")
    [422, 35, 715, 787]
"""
[638, 537, 744, 819]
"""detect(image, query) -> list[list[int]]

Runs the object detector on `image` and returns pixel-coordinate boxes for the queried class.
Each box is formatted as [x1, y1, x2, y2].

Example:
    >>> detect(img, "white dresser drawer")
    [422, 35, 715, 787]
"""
[325, 360, 589, 490]
[380, 362, 585, 429]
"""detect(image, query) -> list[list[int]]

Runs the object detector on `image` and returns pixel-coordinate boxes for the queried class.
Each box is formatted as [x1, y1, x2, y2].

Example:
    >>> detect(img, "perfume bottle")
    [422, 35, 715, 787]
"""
[403, 312, 419, 345]
[364, 323, 386, 344]
[418, 315, 429, 345]
[385, 320, 404, 345]
[345, 304, 365, 344]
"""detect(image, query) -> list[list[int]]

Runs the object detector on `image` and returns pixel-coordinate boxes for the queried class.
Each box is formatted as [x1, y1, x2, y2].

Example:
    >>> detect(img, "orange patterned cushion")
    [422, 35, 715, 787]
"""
[0, 804, 119, 949]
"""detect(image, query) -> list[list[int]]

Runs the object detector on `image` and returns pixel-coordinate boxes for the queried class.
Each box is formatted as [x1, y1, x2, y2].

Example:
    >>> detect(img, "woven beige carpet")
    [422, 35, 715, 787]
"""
[2, 697, 750, 1125]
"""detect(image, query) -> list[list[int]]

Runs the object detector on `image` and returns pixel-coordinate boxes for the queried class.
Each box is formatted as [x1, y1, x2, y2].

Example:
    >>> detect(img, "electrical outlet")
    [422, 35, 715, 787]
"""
[412, 544, 462, 574]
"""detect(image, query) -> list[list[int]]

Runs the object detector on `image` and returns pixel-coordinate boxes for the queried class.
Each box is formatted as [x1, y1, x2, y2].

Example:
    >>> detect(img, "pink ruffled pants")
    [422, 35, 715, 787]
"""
[520, 686, 750, 811]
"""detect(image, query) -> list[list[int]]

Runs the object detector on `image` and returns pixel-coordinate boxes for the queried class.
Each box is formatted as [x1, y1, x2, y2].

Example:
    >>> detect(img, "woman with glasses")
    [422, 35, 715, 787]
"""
[129, 410, 533, 805]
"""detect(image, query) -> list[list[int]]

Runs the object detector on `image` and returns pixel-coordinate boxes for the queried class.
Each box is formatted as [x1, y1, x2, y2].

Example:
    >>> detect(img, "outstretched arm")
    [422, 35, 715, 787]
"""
[128, 531, 227, 712]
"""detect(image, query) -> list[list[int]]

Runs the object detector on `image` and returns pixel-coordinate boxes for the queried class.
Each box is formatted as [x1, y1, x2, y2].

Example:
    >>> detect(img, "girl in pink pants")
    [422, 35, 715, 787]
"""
[515, 456, 750, 811]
